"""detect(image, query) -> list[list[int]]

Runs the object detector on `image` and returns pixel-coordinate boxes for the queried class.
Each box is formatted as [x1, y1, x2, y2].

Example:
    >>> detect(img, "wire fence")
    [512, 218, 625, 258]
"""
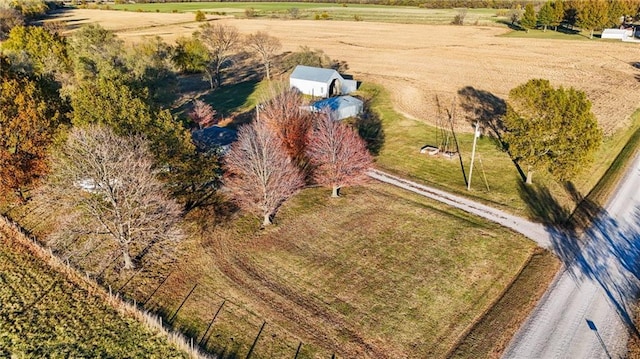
[1, 214, 338, 358]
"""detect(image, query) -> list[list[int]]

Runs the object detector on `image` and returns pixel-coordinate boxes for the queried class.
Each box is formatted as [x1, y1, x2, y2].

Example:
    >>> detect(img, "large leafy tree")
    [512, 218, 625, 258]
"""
[171, 36, 209, 74]
[504, 79, 602, 184]
[1, 25, 70, 80]
[577, 0, 609, 39]
[68, 24, 126, 82]
[538, 1, 555, 31]
[552, 0, 565, 30]
[125, 36, 177, 107]
[521, 3, 538, 31]
[0, 59, 67, 202]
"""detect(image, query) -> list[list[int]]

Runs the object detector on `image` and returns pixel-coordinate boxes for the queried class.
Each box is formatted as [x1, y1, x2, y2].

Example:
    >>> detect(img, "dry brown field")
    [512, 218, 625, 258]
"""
[54, 9, 640, 135]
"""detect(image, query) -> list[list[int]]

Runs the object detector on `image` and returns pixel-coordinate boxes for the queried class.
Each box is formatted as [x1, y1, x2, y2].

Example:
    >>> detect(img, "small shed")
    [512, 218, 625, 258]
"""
[290, 65, 357, 98]
[311, 95, 364, 121]
[601, 28, 631, 39]
[191, 126, 237, 153]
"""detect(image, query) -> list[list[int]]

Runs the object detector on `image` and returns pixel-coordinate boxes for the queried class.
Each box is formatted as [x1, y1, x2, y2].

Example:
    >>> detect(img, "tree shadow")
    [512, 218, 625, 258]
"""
[497, 20, 524, 31]
[352, 100, 385, 156]
[518, 181, 640, 337]
[457, 86, 526, 182]
[457, 86, 506, 142]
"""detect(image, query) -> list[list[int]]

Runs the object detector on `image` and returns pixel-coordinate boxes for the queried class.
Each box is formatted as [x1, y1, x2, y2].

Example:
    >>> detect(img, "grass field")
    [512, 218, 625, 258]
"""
[354, 82, 640, 219]
[103, 2, 505, 25]
[32, 8, 640, 357]
[61, 182, 550, 358]
[0, 221, 189, 358]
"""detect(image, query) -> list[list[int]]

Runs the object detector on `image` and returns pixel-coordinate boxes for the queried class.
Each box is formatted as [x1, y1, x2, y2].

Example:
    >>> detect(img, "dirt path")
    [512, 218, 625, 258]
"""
[367, 169, 552, 248]
[369, 152, 640, 358]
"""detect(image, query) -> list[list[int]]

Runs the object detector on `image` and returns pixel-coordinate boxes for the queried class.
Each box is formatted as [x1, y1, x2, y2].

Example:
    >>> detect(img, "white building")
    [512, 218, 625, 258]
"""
[290, 65, 357, 98]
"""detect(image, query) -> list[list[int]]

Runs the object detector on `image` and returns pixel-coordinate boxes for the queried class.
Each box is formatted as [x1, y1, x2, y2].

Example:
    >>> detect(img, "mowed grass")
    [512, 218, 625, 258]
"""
[359, 82, 640, 218]
[357, 83, 528, 213]
[0, 226, 187, 358]
[118, 183, 540, 358]
[106, 2, 507, 25]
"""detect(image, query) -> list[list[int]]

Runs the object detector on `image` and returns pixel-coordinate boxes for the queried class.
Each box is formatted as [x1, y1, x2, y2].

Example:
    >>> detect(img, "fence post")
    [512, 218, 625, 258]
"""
[142, 269, 174, 306]
[116, 267, 144, 294]
[200, 299, 226, 347]
[168, 283, 198, 324]
[293, 342, 303, 359]
[245, 321, 266, 359]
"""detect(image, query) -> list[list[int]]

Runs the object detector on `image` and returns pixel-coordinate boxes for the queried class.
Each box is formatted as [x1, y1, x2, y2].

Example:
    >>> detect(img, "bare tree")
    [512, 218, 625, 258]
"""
[307, 114, 373, 197]
[189, 99, 217, 129]
[259, 87, 313, 171]
[245, 31, 281, 80]
[198, 23, 240, 89]
[224, 120, 304, 227]
[39, 126, 183, 270]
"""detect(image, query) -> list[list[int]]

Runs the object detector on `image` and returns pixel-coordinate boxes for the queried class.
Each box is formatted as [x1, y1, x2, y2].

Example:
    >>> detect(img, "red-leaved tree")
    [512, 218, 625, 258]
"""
[307, 114, 373, 197]
[224, 119, 304, 227]
[189, 99, 217, 129]
[260, 88, 313, 173]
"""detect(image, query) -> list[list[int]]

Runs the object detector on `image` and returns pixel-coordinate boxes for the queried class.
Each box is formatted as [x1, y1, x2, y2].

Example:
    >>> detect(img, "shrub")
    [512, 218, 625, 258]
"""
[452, 8, 467, 25]
[245, 8, 256, 18]
[195, 10, 205, 21]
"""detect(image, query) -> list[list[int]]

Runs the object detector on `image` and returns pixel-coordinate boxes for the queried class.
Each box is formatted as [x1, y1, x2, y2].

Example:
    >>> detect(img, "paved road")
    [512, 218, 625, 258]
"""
[503, 152, 640, 359]
[369, 153, 640, 358]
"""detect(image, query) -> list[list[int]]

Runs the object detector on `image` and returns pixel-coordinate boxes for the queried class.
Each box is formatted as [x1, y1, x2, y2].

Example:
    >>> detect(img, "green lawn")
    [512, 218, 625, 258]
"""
[0, 224, 188, 358]
[103, 2, 508, 25]
[93, 183, 545, 358]
[358, 83, 640, 219]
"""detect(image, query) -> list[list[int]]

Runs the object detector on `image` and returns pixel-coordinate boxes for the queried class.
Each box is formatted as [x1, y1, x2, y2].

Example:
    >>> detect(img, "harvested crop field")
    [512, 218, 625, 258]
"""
[52, 9, 640, 134]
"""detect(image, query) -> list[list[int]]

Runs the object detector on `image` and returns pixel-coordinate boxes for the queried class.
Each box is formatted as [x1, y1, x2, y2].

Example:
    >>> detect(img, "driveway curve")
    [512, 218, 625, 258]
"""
[368, 151, 640, 358]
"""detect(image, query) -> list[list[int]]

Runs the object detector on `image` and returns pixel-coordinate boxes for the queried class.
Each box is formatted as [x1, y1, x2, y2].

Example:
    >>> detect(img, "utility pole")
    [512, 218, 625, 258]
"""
[467, 122, 480, 191]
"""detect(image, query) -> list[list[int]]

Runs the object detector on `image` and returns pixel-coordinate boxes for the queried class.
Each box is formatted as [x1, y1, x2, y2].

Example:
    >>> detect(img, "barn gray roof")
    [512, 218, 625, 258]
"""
[312, 95, 363, 112]
[290, 65, 339, 83]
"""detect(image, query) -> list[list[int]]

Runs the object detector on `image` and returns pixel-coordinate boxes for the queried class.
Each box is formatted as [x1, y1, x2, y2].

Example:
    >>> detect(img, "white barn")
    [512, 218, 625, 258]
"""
[311, 95, 364, 121]
[290, 65, 357, 98]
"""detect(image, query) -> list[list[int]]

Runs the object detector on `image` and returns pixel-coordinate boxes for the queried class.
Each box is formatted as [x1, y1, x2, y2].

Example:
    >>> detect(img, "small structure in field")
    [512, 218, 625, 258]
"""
[191, 125, 237, 153]
[602, 28, 631, 40]
[420, 145, 440, 156]
[311, 95, 364, 121]
[290, 65, 357, 98]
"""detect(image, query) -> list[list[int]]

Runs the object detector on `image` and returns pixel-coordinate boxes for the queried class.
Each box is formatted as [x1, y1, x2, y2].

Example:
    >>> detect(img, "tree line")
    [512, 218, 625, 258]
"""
[0, 18, 372, 272]
[514, 0, 640, 37]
